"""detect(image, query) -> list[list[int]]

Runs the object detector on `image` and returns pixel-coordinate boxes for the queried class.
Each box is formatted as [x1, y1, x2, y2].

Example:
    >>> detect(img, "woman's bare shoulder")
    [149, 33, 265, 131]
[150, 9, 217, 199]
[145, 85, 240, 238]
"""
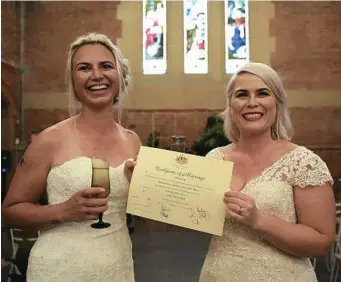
[118, 125, 142, 154]
[39, 118, 73, 141]
[30, 118, 74, 153]
[275, 140, 300, 155]
[118, 125, 140, 141]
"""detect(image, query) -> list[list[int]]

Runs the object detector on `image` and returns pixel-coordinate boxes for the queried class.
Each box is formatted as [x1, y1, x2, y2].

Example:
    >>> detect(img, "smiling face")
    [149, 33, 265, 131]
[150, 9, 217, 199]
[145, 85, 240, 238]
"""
[72, 44, 119, 109]
[229, 73, 277, 138]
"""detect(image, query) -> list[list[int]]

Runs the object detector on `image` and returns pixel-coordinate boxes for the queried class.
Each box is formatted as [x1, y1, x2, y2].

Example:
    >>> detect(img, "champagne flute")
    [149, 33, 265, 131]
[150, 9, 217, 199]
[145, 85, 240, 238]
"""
[90, 157, 111, 229]
[171, 135, 186, 152]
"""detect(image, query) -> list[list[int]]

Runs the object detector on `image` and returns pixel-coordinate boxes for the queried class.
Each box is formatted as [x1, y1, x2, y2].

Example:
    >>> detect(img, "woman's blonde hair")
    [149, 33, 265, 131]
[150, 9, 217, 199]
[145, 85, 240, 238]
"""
[221, 62, 293, 143]
[66, 32, 131, 122]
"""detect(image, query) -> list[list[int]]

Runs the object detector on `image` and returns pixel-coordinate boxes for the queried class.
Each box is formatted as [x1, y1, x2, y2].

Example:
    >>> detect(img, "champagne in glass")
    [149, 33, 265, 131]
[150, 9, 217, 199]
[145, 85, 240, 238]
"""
[170, 135, 186, 152]
[90, 157, 111, 229]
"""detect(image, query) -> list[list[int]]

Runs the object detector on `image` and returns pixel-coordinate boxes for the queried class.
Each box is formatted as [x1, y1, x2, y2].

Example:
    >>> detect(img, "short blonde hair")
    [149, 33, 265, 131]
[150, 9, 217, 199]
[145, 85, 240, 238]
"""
[66, 32, 131, 121]
[221, 62, 293, 143]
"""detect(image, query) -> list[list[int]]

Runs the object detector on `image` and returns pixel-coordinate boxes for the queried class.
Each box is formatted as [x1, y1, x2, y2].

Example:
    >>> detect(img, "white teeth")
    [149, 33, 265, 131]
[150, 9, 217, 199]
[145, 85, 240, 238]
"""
[89, 85, 108, 91]
[244, 113, 262, 118]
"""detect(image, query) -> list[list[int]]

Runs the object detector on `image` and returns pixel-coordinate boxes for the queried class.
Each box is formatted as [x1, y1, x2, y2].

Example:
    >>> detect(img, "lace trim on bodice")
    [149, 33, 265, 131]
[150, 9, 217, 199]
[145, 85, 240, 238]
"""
[206, 146, 333, 189]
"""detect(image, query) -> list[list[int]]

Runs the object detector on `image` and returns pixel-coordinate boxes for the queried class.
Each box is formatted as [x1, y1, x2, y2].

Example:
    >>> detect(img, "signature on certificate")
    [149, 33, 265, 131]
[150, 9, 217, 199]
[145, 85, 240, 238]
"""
[190, 207, 211, 225]
[160, 203, 171, 219]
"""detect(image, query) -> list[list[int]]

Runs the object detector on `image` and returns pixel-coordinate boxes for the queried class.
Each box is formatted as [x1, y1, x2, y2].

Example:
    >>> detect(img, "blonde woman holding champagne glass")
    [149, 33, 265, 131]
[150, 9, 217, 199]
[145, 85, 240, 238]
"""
[2, 32, 141, 282]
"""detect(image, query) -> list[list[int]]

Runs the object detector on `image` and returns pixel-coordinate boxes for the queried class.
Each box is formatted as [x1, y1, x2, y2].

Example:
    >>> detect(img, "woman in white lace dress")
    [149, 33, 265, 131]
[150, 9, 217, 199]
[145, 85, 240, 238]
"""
[199, 62, 336, 281]
[2, 33, 140, 282]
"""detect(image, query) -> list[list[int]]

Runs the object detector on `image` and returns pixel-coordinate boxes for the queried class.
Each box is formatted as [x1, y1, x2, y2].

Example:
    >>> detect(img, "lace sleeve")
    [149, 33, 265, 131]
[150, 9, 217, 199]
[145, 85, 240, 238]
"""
[205, 148, 224, 160]
[294, 149, 334, 188]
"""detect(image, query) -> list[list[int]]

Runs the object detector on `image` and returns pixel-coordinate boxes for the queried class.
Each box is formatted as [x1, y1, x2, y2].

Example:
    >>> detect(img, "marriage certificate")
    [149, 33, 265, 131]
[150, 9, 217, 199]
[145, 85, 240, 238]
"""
[126, 146, 234, 236]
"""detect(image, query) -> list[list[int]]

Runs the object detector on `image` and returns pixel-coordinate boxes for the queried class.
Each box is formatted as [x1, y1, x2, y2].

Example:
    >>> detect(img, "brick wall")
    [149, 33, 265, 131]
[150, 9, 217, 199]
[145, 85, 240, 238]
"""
[2, 1, 341, 183]
[269, 1, 341, 183]
[24, 107, 341, 180]
[270, 2, 341, 89]
[24, 108, 341, 148]
[1, 1, 22, 151]
[1, 1, 21, 65]
[23, 1, 122, 93]
[290, 107, 341, 146]
[1, 0, 22, 108]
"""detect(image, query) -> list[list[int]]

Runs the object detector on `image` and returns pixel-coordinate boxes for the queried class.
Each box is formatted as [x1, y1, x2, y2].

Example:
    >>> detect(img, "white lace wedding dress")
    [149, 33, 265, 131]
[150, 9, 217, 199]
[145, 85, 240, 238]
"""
[200, 146, 333, 282]
[27, 157, 134, 282]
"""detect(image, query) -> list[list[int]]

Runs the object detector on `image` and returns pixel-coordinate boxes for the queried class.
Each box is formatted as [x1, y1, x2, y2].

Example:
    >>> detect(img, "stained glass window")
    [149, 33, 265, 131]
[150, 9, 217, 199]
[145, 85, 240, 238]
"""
[143, 0, 167, 75]
[225, 0, 249, 73]
[184, 0, 208, 74]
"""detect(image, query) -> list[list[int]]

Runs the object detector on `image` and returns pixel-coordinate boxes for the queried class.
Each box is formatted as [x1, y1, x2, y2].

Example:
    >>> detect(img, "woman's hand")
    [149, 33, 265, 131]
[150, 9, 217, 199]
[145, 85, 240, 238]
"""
[224, 190, 261, 229]
[61, 187, 108, 222]
[124, 158, 137, 182]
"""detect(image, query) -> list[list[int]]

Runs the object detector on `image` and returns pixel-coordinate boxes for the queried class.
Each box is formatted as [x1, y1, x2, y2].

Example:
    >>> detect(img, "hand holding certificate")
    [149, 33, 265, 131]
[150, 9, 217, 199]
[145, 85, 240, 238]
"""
[126, 146, 233, 236]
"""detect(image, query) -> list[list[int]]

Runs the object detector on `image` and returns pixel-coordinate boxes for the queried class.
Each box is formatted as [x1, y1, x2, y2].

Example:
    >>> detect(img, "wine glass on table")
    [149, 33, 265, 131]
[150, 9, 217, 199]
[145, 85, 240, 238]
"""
[90, 157, 111, 229]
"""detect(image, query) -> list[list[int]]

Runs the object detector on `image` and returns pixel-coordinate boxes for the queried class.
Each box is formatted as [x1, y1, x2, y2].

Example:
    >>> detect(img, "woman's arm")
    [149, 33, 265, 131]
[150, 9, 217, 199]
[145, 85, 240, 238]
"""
[127, 129, 142, 156]
[254, 183, 336, 258]
[123, 129, 142, 181]
[2, 128, 108, 230]
[2, 129, 66, 229]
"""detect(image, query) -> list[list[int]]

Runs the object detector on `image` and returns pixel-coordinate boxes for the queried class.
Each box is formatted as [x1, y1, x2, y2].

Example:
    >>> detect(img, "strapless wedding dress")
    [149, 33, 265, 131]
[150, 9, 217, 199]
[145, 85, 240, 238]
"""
[27, 157, 134, 282]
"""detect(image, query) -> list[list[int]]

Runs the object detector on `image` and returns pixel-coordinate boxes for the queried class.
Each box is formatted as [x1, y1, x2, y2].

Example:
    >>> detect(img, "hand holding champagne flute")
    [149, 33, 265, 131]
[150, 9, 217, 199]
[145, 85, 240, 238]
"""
[90, 157, 111, 229]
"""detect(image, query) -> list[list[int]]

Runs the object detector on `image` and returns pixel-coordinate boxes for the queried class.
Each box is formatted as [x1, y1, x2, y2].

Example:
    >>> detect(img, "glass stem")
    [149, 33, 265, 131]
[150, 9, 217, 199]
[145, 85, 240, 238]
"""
[99, 213, 103, 222]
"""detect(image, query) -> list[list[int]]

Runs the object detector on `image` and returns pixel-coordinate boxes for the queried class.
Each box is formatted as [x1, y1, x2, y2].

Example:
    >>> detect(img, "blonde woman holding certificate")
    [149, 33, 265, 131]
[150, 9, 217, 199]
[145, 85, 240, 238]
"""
[2, 33, 140, 282]
[199, 62, 335, 281]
